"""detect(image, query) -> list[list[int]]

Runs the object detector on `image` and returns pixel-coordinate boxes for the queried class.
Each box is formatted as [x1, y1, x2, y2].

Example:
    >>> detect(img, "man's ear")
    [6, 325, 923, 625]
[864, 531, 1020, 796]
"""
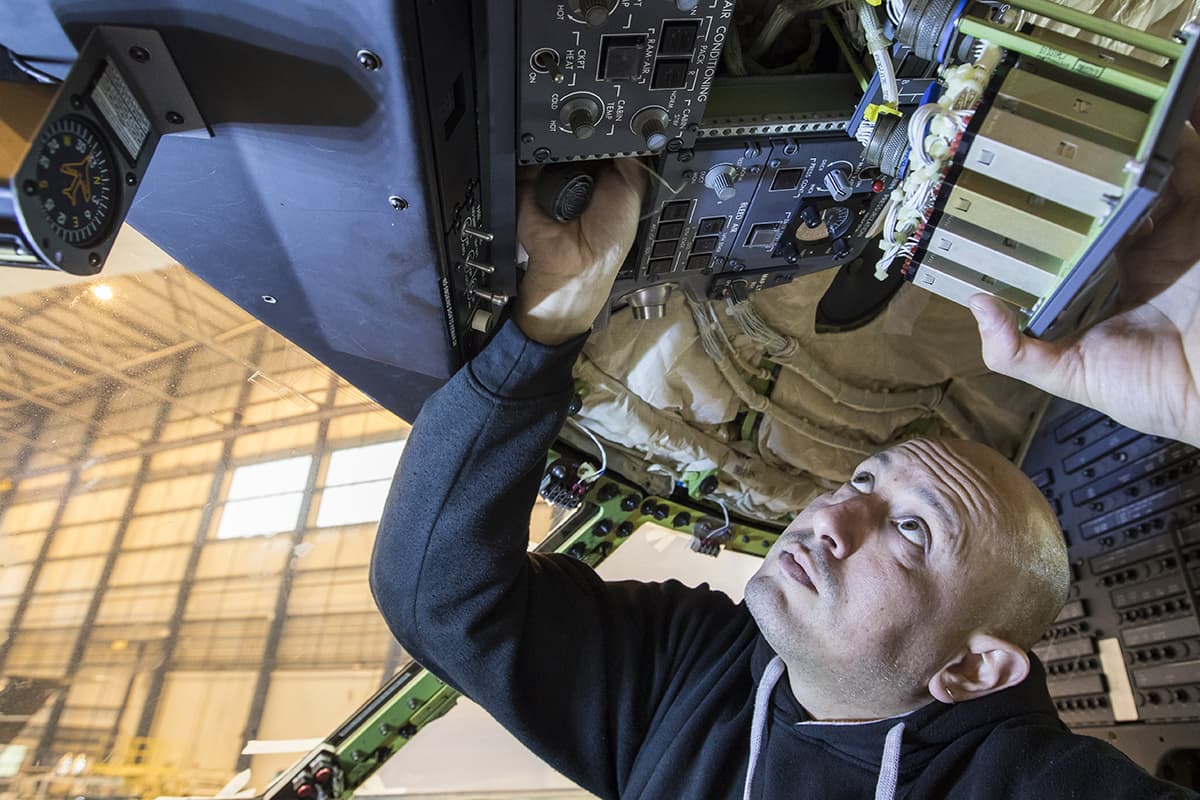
[928, 633, 1030, 704]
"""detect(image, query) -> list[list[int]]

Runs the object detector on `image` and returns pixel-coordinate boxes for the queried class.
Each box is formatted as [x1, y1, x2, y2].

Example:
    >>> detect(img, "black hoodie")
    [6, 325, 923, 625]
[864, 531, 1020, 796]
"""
[369, 320, 1195, 799]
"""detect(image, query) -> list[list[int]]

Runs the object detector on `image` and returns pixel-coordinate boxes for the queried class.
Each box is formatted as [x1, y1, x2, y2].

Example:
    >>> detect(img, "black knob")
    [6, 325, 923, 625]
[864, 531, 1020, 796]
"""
[535, 164, 596, 222]
[799, 205, 822, 229]
[579, 0, 610, 26]
[559, 95, 604, 140]
[570, 107, 597, 139]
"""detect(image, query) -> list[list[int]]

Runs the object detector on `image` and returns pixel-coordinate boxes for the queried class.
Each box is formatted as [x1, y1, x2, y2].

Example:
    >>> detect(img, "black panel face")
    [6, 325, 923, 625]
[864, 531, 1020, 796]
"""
[609, 133, 893, 308]
[1023, 400, 1200, 781]
[518, 2, 733, 162]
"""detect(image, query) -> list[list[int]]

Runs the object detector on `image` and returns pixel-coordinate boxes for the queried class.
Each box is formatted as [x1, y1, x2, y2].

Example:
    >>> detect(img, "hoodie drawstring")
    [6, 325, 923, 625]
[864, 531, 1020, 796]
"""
[874, 721, 906, 800]
[743, 655, 786, 800]
[742, 655, 908, 800]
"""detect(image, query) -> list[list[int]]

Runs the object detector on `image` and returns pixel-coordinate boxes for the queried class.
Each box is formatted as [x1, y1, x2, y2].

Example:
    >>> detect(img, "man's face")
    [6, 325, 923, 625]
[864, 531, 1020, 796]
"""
[745, 438, 1019, 717]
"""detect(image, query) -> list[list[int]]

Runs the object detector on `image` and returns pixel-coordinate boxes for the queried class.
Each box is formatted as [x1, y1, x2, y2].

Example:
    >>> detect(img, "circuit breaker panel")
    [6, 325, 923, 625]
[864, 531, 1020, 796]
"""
[1023, 400, 1200, 780]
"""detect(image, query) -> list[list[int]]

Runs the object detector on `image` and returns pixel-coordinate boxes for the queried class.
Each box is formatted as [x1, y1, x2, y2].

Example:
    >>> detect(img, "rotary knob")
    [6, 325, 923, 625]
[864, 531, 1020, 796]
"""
[560, 95, 603, 140]
[535, 163, 596, 222]
[576, 0, 611, 26]
[704, 164, 739, 202]
[823, 167, 853, 202]
[632, 107, 670, 152]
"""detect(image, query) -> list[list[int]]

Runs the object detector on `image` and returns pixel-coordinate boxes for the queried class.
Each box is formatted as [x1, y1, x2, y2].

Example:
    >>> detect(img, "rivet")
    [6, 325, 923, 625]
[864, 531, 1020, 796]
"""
[357, 49, 382, 71]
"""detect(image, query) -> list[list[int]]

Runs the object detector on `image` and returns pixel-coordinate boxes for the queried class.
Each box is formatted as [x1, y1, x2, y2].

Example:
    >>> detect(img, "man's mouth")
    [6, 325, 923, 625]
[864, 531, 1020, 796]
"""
[780, 550, 817, 593]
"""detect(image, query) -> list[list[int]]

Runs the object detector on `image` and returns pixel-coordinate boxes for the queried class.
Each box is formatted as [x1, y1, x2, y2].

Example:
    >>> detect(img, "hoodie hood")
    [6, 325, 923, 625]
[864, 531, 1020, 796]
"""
[744, 635, 1064, 797]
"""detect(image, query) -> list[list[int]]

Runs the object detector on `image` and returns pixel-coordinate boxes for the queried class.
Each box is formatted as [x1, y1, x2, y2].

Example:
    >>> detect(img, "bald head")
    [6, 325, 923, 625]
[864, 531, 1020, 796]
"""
[937, 439, 1070, 649]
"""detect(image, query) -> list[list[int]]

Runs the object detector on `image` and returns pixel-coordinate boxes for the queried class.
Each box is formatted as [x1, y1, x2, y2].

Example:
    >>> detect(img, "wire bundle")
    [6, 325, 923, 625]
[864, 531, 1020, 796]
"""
[871, 46, 1004, 280]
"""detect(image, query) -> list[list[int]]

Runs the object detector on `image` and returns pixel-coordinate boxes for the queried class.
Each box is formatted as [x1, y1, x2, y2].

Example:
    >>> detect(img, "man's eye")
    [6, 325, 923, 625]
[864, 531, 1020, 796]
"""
[895, 518, 928, 546]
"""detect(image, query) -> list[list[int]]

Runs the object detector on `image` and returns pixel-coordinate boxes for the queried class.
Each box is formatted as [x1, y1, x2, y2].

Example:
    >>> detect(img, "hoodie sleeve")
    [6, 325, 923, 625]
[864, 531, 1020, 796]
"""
[368, 319, 745, 798]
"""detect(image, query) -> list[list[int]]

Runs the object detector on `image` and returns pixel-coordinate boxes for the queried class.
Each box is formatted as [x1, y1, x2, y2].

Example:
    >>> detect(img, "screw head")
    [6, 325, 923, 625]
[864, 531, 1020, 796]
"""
[69, 94, 84, 109]
[533, 147, 551, 162]
[166, 110, 184, 124]
[88, 252, 102, 267]
[357, 49, 382, 70]
[125, 172, 138, 186]
[389, 195, 408, 210]
[666, 138, 683, 153]
[521, 132, 535, 144]
[677, 151, 692, 162]
[22, 180, 37, 196]
[129, 45, 150, 62]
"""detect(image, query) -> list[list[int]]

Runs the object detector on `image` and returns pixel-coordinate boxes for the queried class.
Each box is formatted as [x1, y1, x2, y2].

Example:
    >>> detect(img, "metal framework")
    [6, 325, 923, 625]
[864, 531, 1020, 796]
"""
[132, 329, 268, 742]
[0, 390, 115, 676]
[32, 353, 195, 765]
[236, 377, 340, 772]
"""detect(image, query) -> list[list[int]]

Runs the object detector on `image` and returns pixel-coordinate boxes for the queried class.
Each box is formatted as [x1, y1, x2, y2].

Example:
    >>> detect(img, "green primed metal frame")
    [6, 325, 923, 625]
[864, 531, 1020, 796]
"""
[956, 16, 1170, 99]
[1007, 0, 1184, 60]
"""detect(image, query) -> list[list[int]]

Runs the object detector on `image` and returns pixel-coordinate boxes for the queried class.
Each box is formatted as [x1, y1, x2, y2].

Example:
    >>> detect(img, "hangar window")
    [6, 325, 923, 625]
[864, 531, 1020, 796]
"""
[316, 440, 406, 527]
[215, 455, 313, 539]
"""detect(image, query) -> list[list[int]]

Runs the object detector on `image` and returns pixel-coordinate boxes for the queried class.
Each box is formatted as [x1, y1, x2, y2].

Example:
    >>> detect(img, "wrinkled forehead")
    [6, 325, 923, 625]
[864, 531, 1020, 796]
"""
[865, 438, 1017, 543]
[869, 438, 1005, 488]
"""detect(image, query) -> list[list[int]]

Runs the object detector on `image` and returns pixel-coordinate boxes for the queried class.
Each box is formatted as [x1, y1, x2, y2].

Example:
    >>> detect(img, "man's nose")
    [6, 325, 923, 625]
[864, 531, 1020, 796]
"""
[811, 494, 883, 559]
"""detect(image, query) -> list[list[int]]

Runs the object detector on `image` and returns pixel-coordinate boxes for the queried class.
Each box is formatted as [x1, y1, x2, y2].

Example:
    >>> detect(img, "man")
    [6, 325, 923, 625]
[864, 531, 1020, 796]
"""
[369, 121, 1200, 798]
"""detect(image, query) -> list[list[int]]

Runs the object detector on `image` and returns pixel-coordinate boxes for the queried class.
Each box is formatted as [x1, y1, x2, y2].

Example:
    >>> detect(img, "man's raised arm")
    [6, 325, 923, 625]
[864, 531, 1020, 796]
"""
[368, 161, 747, 796]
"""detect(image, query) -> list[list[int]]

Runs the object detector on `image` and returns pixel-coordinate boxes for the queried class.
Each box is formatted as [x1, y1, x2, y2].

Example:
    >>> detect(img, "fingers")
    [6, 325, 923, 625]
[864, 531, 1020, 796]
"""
[968, 294, 1075, 393]
[1170, 120, 1200, 204]
[589, 157, 648, 217]
[516, 165, 561, 249]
